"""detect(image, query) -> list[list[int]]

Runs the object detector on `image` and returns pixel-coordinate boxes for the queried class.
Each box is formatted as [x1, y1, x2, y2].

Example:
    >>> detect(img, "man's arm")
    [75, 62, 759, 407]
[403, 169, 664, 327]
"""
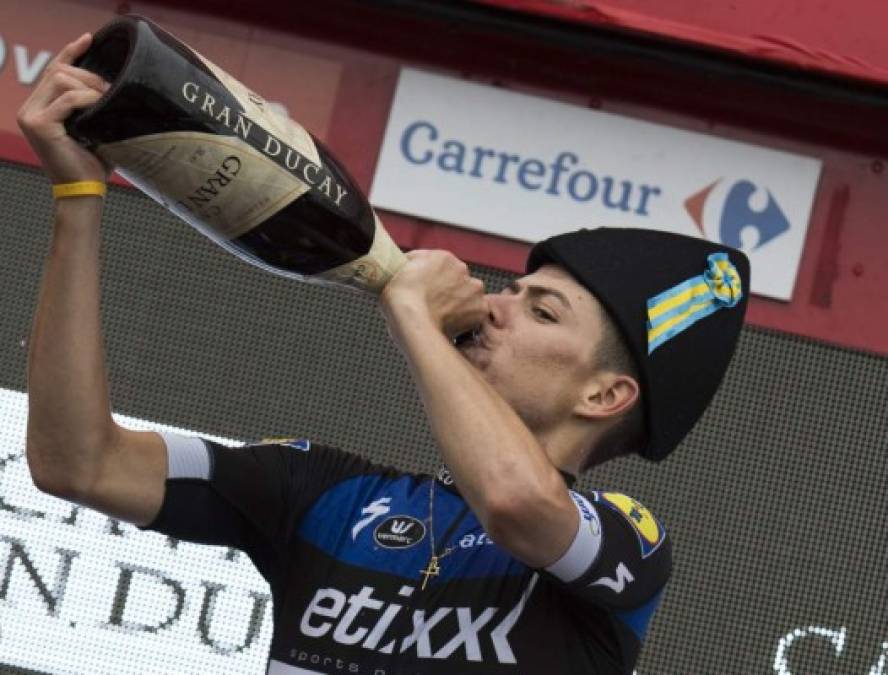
[25, 195, 167, 526]
[380, 250, 578, 568]
[19, 33, 166, 526]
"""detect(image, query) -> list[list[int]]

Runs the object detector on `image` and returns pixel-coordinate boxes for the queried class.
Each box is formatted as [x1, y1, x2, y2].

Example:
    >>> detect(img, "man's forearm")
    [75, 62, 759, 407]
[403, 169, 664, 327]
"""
[393, 307, 565, 528]
[26, 197, 116, 494]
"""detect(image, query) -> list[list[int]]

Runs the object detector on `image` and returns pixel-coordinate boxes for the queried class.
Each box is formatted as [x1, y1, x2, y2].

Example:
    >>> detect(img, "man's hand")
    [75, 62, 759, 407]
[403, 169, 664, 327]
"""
[380, 249, 489, 341]
[17, 32, 112, 185]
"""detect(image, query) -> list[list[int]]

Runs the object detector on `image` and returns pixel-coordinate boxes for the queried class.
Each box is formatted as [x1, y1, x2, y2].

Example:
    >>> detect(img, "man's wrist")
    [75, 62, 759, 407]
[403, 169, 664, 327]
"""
[382, 287, 438, 329]
[382, 294, 448, 352]
[52, 194, 105, 236]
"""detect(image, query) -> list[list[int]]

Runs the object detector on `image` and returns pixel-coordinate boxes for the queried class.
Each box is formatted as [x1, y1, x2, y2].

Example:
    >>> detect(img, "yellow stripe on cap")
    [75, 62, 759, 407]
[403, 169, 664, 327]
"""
[648, 298, 715, 344]
[647, 280, 711, 322]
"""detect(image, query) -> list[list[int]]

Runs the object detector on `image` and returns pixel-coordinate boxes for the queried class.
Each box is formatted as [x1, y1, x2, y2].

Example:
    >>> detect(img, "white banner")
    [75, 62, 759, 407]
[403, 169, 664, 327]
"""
[370, 68, 823, 301]
[0, 388, 272, 675]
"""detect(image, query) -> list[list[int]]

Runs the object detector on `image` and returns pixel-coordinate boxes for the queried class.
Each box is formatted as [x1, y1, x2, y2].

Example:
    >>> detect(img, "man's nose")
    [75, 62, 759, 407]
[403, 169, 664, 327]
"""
[485, 292, 510, 328]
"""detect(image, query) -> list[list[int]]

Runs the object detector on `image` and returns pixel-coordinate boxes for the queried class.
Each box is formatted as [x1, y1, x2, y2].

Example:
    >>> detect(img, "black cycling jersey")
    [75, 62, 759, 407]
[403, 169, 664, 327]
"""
[139, 434, 671, 675]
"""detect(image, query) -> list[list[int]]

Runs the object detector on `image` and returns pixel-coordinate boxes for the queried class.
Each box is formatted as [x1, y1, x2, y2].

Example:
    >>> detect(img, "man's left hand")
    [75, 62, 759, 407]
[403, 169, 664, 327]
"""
[380, 249, 489, 341]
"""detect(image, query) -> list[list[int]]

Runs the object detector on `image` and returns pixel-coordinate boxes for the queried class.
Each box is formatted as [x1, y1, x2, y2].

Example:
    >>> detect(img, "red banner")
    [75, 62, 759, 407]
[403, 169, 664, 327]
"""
[1, 0, 887, 356]
[472, 0, 888, 88]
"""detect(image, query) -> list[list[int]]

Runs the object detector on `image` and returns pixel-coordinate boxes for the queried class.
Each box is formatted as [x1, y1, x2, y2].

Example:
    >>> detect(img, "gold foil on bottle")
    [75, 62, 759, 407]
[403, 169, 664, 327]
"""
[315, 213, 406, 293]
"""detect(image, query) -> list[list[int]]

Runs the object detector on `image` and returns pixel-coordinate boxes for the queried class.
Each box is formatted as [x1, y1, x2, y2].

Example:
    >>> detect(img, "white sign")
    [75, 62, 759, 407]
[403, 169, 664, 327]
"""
[0, 387, 272, 675]
[370, 68, 823, 300]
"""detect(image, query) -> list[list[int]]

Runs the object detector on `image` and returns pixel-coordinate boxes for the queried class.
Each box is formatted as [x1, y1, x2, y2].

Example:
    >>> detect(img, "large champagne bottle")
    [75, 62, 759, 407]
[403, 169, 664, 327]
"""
[65, 14, 405, 293]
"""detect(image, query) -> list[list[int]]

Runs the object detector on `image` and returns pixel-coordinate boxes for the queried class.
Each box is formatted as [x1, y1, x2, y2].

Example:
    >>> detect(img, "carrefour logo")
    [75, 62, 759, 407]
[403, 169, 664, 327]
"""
[399, 120, 664, 217]
[685, 178, 792, 251]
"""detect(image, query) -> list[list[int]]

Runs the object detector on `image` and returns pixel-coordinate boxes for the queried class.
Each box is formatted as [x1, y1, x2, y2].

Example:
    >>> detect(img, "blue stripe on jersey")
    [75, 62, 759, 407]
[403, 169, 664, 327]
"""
[614, 590, 664, 640]
[297, 474, 525, 581]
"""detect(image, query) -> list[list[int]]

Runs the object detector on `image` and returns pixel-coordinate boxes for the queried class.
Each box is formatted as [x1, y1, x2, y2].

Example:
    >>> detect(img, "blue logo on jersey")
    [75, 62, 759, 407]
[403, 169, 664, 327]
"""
[374, 515, 427, 549]
[685, 178, 791, 251]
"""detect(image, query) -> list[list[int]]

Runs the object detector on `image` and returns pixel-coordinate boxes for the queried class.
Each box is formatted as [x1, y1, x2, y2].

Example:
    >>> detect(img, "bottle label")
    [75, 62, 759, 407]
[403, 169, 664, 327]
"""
[96, 47, 347, 240]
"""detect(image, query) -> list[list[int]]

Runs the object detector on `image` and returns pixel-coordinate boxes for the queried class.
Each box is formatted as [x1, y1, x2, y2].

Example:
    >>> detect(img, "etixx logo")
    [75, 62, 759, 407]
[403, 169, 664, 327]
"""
[685, 179, 791, 251]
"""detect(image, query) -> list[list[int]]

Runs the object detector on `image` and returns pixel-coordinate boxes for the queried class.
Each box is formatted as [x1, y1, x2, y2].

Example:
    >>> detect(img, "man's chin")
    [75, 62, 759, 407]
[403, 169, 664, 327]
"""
[457, 343, 488, 369]
[456, 343, 476, 359]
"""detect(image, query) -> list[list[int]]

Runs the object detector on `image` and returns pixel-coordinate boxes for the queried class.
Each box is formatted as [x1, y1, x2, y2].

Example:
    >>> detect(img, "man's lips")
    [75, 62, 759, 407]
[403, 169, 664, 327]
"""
[454, 327, 486, 349]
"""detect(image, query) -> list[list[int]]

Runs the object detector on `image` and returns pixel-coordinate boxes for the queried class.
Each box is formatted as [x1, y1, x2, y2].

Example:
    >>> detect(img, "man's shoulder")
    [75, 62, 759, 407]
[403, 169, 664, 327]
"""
[580, 489, 670, 561]
[244, 436, 417, 481]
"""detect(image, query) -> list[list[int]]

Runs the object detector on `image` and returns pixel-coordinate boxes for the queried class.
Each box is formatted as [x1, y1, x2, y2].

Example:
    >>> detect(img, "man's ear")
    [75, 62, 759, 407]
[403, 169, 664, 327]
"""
[575, 373, 640, 421]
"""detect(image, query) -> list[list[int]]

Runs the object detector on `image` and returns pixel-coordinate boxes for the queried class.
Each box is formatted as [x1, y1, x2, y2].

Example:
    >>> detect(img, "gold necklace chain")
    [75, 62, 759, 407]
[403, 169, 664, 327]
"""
[420, 476, 455, 590]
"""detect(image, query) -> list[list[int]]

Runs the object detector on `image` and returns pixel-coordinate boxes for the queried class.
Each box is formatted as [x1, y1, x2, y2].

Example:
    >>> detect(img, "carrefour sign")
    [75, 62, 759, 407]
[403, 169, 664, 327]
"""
[370, 68, 823, 301]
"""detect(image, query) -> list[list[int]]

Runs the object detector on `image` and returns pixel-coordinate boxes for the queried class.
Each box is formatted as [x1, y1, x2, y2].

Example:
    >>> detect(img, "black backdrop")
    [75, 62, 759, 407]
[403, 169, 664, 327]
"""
[0, 162, 886, 674]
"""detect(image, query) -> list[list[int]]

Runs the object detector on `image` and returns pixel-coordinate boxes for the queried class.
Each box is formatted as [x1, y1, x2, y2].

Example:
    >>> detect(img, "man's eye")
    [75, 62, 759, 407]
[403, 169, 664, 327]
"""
[532, 307, 556, 322]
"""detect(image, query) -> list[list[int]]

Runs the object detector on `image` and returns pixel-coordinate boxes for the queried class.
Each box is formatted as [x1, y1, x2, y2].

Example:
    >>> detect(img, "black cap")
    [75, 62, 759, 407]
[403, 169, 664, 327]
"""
[527, 227, 750, 462]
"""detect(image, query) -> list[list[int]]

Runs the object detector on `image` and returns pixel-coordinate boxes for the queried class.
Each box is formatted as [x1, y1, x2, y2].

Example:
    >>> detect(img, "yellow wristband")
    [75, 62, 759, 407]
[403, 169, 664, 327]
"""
[52, 181, 107, 199]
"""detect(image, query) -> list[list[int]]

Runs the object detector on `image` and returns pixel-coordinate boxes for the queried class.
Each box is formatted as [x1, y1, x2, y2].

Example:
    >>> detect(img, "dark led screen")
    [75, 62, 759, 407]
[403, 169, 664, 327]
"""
[1, 163, 885, 674]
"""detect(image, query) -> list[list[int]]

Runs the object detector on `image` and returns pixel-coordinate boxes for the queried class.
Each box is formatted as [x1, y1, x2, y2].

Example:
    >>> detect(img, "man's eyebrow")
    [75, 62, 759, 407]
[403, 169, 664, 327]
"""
[505, 280, 573, 310]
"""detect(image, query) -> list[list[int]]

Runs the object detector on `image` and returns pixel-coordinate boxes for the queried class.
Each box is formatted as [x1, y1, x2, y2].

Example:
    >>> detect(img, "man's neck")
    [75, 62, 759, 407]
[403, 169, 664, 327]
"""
[532, 425, 590, 477]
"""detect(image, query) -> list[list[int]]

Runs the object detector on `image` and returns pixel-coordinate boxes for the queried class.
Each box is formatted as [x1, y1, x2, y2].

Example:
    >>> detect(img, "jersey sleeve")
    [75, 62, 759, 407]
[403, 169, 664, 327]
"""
[137, 432, 374, 577]
[543, 489, 672, 612]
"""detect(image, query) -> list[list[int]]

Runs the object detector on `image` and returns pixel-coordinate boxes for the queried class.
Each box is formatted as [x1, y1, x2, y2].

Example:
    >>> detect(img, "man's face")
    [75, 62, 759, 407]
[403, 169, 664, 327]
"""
[458, 264, 607, 433]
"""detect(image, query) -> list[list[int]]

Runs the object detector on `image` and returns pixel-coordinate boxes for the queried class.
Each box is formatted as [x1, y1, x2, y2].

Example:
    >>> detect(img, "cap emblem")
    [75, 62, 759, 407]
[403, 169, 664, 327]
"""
[646, 252, 743, 354]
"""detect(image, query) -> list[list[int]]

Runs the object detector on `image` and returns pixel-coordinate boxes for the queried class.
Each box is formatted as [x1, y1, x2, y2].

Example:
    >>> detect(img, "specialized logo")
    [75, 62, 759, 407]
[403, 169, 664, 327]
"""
[299, 575, 539, 664]
[598, 492, 665, 558]
[685, 178, 791, 251]
[352, 497, 392, 541]
[374, 516, 426, 549]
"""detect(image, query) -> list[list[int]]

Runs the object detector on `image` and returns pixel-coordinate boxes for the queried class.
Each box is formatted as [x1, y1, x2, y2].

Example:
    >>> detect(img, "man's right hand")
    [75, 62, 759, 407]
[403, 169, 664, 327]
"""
[16, 32, 112, 185]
